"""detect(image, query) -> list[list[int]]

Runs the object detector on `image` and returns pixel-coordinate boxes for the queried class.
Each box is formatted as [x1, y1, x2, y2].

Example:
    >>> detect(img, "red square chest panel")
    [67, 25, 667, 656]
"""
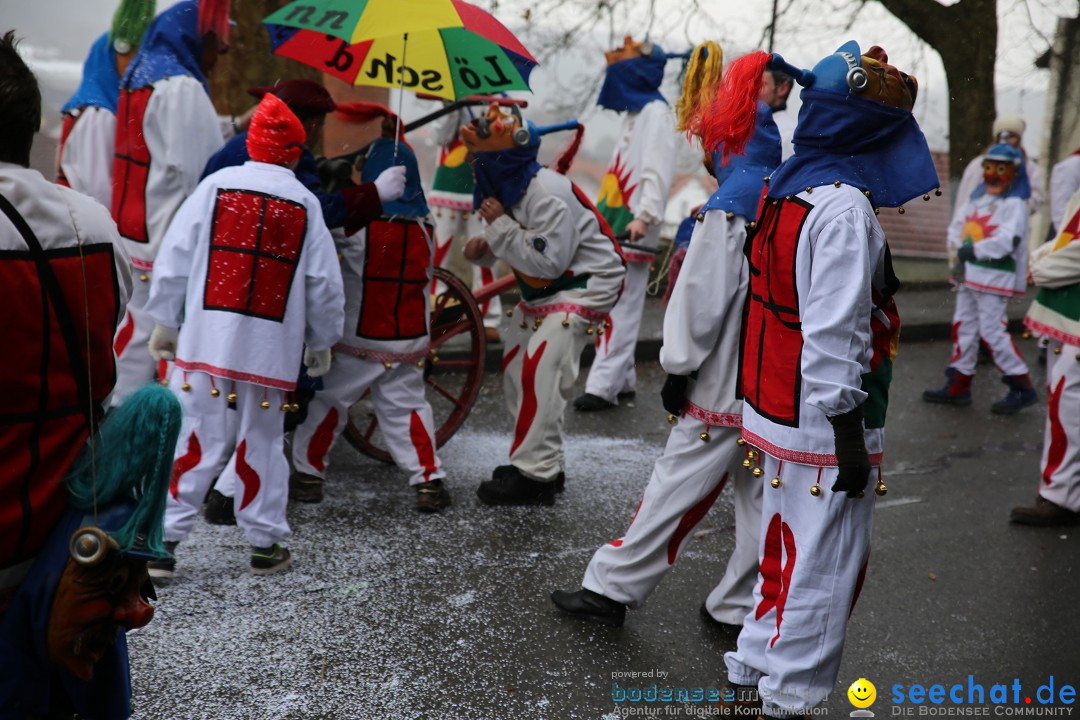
[111, 86, 153, 244]
[204, 189, 307, 322]
[357, 219, 433, 340]
[741, 196, 812, 427]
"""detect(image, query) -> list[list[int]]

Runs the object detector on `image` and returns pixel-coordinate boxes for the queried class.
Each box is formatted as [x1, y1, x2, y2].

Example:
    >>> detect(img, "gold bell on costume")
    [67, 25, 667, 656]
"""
[752, 467, 764, 478]
[210, 388, 221, 397]
[810, 484, 822, 497]
[770, 477, 782, 488]
[875, 480, 888, 496]
[699, 432, 710, 442]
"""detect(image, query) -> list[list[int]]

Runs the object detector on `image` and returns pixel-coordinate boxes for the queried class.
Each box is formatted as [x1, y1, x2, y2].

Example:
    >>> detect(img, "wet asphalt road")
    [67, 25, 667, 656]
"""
[128, 334, 1079, 719]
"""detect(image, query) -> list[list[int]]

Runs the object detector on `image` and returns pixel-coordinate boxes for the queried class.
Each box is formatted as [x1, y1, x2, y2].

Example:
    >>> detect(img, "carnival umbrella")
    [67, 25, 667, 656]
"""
[262, 0, 537, 102]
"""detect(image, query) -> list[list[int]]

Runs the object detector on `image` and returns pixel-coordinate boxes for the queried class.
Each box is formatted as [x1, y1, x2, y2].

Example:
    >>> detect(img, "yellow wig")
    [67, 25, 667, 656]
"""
[675, 40, 724, 140]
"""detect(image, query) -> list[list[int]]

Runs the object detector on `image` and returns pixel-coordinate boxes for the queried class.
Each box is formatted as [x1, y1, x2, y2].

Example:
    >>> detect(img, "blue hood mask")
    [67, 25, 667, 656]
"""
[471, 121, 543, 211]
[703, 101, 782, 221]
[971, 142, 1031, 201]
[596, 49, 668, 113]
[764, 41, 939, 207]
[360, 138, 430, 218]
[121, 0, 208, 92]
[62, 33, 121, 115]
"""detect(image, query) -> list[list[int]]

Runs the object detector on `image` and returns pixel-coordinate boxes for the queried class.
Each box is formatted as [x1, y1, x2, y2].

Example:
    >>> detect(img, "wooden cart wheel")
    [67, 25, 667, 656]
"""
[343, 267, 487, 462]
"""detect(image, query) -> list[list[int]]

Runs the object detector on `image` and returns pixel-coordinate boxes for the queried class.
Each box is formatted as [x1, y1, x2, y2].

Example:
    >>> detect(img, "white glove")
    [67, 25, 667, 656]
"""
[148, 324, 179, 362]
[303, 347, 333, 377]
[373, 165, 407, 203]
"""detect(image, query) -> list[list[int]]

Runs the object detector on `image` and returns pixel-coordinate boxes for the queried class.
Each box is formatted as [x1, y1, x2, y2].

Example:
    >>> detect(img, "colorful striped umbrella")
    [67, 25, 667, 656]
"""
[263, 0, 536, 101]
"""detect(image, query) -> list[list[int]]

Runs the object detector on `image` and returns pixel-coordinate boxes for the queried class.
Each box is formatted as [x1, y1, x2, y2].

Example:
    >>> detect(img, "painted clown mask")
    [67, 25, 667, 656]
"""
[982, 157, 1019, 195]
[460, 101, 529, 154]
[46, 526, 156, 680]
[604, 35, 653, 65]
[856, 46, 917, 111]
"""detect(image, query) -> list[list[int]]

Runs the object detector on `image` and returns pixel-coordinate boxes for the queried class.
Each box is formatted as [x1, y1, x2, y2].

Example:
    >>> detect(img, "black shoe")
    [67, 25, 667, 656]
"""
[477, 466, 555, 506]
[550, 588, 626, 627]
[147, 541, 178, 580]
[204, 488, 236, 526]
[494, 465, 565, 493]
[1010, 496, 1079, 526]
[251, 544, 292, 576]
[415, 479, 452, 513]
[573, 393, 617, 412]
[699, 603, 742, 638]
[289, 471, 324, 503]
[617, 390, 636, 401]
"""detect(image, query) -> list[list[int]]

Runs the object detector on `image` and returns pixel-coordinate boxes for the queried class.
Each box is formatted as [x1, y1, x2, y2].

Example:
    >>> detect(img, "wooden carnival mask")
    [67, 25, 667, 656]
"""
[46, 527, 156, 680]
[460, 101, 530, 154]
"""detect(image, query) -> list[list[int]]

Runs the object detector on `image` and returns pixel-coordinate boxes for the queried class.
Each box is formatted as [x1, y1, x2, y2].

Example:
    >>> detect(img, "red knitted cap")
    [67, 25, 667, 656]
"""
[246, 93, 305, 165]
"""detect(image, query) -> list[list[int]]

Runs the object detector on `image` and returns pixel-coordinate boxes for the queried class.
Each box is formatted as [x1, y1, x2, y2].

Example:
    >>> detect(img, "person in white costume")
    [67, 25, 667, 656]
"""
[923, 143, 1037, 414]
[574, 36, 677, 412]
[1011, 186, 1080, 526]
[953, 115, 1043, 221]
[551, 53, 785, 628]
[144, 93, 345, 578]
[55, 0, 155, 207]
[1049, 150, 1080, 236]
[289, 130, 453, 514]
[703, 45, 938, 719]
[462, 103, 626, 505]
[0, 27, 133, 597]
[110, 0, 242, 405]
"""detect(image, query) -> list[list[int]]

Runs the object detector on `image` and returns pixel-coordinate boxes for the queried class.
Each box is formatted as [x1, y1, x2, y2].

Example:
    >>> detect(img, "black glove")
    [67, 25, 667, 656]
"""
[827, 405, 871, 498]
[661, 374, 689, 416]
[956, 243, 976, 263]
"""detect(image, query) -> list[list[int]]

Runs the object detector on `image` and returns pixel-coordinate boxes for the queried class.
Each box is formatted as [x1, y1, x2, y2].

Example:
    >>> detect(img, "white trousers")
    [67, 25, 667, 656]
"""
[290, 353, 444, 486]
[1039, 342, 1080, 512]
[582, 420, 761, 624]
[165, 371, 290, 548]
[950, 286, 1028, 376]
[584, 261, 649, 403]
[111, 272, 158, 405]
[501, 306, 592, 481]
[725, 453, 876, 718]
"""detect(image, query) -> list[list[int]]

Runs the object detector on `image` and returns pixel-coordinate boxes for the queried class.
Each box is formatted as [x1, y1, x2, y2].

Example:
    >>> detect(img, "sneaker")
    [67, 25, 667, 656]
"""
[494, 465, 565, 493]
[147, 541, 178, 580]
[415, 479, 452, 513]
[477, 466, 555, 506]
[550, 588, 626, 627]
[251, 544, 292, 576]
[572, 393, 617, 412]
[204, 488, 236, 526]
[289, 471, 324, 503]
[1009, 496, 1079, 526]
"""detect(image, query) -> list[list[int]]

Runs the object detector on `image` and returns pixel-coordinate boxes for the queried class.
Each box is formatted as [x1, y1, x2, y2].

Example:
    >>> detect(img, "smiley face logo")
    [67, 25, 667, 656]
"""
[848, 678, 877, 709]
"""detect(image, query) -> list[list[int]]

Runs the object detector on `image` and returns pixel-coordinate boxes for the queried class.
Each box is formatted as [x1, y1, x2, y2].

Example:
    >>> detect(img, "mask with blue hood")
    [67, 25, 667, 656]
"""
[973, 143, 1030, 201]
[699, 42, 939, 209]
[460, 101, 543, 211]
[597, 35, 669, 113]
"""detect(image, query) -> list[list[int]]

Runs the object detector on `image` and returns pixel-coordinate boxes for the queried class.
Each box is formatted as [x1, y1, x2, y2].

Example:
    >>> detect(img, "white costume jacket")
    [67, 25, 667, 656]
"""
[595, 100, 677, 258]
[57, 107, 116, 209]
[335, 217, 436, 364]
[146, 161, 344, 390]
[0, 162, 132, 573]
[660, 209, 749, 427]
[740, 184, 900, 464]
[485, 167, 626, 318]
[949, 193, 1029, 297]
[1049, 153, 1080, 236]
[1026, 189, 1080, 344]
[112, 75, 225, 271]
